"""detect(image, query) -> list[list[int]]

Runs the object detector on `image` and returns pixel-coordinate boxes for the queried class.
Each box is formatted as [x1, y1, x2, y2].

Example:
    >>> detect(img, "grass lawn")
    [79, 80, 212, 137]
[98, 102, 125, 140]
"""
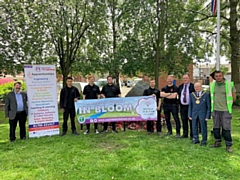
[0, 110, 240, 180]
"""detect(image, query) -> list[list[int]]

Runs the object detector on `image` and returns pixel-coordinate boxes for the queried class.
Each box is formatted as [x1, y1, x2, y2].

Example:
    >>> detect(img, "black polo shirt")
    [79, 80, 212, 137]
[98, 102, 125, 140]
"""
[143, 87, 161, 106]
[66, 86, 75, 108]
[83, 84, 100, 99]
[161, 85, 178, 104]
[101, 84, 121, 98]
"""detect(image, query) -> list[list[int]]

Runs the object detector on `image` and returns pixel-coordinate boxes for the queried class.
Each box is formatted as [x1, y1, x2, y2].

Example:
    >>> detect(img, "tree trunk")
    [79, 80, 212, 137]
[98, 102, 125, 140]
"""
[229, 0, 240, 91]
[60, 57, 70, 87]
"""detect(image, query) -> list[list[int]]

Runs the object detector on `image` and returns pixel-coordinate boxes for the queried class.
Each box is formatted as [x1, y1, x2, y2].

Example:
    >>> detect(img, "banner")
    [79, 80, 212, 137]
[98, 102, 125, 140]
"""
[24, 65, 59, 137]
[75, 96, 157, 124]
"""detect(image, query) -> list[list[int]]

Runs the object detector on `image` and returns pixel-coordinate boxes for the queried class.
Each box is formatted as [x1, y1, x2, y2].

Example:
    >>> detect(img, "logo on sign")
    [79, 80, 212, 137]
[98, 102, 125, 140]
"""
[36, 67, 41, 72]
[78, 116, 85, 124]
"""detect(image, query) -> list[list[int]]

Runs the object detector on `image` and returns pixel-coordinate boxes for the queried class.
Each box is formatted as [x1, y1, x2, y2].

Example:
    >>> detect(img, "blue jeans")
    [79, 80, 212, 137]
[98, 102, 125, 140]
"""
[192, 116, 207, 143]
[163, 104, 181, 134]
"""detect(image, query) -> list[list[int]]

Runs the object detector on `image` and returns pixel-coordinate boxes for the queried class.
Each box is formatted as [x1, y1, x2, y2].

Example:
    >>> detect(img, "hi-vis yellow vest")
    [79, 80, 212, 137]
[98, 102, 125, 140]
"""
[210, 81, 234, 114]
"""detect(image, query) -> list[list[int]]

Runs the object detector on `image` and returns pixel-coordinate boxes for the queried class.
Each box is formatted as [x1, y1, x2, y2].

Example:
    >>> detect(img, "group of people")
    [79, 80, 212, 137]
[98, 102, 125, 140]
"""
[4, 71, 236, 153]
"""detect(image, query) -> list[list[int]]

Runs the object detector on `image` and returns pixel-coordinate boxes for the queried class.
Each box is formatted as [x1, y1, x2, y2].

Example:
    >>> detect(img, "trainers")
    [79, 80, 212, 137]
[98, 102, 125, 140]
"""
[210, 141, 222, 148]
[226, 146, 233, 153]
[84, 130, 89, 135]
[95, 129, 99, 134]
[112, 130, 118, 133]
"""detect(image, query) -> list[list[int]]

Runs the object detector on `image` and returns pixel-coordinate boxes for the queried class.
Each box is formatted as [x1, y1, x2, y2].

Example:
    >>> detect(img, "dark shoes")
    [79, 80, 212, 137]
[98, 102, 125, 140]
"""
[192, 140, 200, 144]
[166, 132, 173, 136]
[175, 133, 181, 138]
[60, 132, 67, 136]
[10, 139, 16, 142]
[226, 146, 233, 153]
[200, 143, 206, 146]
[21, 137, 27, 140]
[72, 131, 79, 135]
[100, 129, 107, 133]
[181, 135, 188, 138]
[210, 141, 222, 148]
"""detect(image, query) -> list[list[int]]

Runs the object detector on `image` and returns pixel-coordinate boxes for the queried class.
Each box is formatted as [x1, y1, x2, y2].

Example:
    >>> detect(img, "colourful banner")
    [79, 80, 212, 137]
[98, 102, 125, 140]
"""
[75, 96, 157, 124]
[24, 65, 59, 137]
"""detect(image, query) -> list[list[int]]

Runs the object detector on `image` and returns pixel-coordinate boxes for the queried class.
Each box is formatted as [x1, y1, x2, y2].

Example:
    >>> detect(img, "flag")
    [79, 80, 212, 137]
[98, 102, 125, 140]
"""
[211, 0, 217, 14]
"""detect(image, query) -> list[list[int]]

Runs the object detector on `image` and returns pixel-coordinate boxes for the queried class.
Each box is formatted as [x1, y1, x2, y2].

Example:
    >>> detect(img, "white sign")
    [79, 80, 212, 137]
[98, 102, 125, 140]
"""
[24, 65, 59, 137]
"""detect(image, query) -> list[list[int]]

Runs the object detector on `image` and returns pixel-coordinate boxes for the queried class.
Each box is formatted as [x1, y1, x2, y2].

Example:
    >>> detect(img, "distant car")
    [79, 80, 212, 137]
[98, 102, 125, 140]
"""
[132, 78, 142, 86]
[126, 80, 132, 87]
[202, 85, 210, 92]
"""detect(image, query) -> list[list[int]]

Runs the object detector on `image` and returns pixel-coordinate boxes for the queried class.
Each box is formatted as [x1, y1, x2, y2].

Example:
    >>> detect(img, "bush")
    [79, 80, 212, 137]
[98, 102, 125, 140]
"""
[0, 82, 26, 103]
[233, 93, 240, 106]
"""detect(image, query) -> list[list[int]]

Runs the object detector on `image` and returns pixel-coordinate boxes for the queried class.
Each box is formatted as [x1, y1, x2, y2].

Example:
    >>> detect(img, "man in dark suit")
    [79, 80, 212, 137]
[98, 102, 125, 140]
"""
[5, 82, 28, 142]
[178, 74, 195, 139]
[188, 82, 211, 146]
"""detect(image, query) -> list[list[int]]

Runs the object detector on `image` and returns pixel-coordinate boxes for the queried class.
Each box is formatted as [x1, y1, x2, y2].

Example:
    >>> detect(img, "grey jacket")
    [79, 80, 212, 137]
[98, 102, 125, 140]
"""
[5, 91, 28, 119]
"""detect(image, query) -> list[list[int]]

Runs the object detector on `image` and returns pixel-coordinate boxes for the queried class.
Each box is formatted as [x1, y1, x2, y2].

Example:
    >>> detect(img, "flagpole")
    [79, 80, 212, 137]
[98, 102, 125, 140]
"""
[216, 0, 220, 70]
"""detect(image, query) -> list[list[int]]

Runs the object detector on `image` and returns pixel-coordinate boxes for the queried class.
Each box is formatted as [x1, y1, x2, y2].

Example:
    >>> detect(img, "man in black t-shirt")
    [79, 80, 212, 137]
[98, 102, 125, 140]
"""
[83, 75, 101, 134]
[60, 77, 80, 136]
[143, 79, 161, 135]
[100, 76, 121, 133]
[160, 75, 181, 137]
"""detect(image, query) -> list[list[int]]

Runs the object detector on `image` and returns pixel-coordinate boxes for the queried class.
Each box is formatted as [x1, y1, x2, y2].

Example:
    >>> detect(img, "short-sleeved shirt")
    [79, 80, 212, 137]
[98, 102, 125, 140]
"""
[143, 87, 161, 106]
[161, 85, 178, 104]
[214, 81, 236, 111]
[101, 84, 121, 98]
[83, 84, 100, 99]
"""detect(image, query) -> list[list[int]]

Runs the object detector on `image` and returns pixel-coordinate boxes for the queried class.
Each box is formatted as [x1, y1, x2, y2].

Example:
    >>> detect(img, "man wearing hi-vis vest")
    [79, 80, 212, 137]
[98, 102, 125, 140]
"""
[210, 70, 236, 153]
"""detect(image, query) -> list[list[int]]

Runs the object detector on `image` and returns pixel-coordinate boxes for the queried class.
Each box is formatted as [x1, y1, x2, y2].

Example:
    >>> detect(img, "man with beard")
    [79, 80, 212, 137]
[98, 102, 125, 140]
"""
[5, 82, 28, 142]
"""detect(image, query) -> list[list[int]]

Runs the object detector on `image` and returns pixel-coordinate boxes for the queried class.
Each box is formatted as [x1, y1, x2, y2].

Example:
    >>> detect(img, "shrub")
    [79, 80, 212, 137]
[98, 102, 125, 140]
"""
[233, 93, 240, 106]
[0, 82, 26, 103]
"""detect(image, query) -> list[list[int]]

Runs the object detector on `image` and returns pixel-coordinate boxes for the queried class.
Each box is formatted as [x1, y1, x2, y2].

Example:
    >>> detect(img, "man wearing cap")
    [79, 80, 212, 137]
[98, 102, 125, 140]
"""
[210, 70, 236, 152]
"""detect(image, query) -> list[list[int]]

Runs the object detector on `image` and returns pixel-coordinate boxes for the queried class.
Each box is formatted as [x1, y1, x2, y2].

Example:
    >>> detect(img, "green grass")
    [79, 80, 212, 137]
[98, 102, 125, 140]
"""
[0, 110, 240, 180]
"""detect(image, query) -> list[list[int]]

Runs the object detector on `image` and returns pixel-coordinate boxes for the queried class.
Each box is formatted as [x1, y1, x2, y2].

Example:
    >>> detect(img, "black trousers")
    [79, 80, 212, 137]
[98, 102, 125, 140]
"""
[180, 105, 193, 138]
[103, 122, 116, 131]
[86, 123, 98, 131]
[62, 108, 76, 132]
[163, 104, 181, 134]
[9, 111, 27, 141]
[147, 110, 161, 132]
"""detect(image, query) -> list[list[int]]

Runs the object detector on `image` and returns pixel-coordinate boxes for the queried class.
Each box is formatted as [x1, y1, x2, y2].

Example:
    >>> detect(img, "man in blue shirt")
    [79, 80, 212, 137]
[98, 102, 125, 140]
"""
[5, 82, 28, 142]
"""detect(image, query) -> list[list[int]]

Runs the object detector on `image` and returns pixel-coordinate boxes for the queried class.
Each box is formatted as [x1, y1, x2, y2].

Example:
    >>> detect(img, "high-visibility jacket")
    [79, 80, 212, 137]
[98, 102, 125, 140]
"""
[210, 81, 234, 114]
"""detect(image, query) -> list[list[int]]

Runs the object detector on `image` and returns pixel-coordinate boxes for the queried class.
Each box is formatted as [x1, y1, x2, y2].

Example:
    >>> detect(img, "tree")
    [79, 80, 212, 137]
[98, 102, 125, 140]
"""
[184, 0, 240, 90]
[0, 0, 55, 75]
[119, 0, 208, 87]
